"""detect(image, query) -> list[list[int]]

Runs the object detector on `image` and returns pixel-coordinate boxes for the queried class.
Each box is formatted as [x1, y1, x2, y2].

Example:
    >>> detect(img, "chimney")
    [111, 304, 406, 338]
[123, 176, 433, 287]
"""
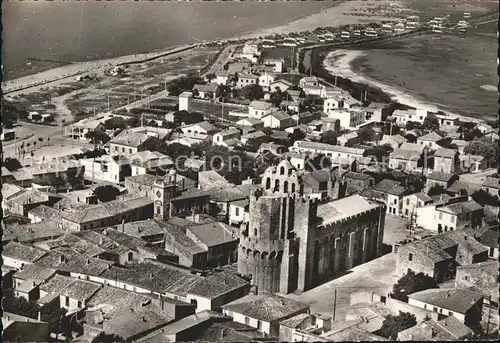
[86, 259, 91, 265]
[464, 235, 467, 240]
[426, 245, 430, 254]
[446, 291, 451, 299]
[149, 272, 154, 279]
[122, 219, 125, 232]
[220, 329, 228, 339]
[60, 255, 66, 263]
[99, 238, 104, 246]
[38, 311, 42, 321]
[32, 281, 36, 287]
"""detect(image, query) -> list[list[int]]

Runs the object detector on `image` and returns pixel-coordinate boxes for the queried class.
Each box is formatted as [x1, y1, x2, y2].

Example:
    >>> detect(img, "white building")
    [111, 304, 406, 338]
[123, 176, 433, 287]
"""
[327, 108, 365, 129]
[241, 43, 261, 63]
[262, 58, 284, 73]
[323, 96, 344, 114]
[258, 73, 276, 92]
[248, 100, 278, 119]
[179, 92, 193, 112]
[214, 71, 231, 85]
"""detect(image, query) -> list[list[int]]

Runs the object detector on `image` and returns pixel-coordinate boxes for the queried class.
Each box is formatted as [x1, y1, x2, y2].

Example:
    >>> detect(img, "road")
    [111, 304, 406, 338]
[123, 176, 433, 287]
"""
[203, 45, 236, 77]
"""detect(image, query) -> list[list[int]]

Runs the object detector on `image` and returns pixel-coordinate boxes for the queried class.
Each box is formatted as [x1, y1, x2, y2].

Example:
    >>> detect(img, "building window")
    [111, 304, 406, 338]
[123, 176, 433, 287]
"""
[235, 207, 240, 216]
[433, 307, 438, 312]
[405, 209, 409, 216]
[157, 206, 161, 215]
[77, 301, 82, 308]
[408, 253, 413, 261]
[406, 199, 410, 205]
[257, 320, 262, 330]
[122, 147, 125, 152]
[393, 199, 397, 205]
[65, 296, 70, 307]
[464, 276, 469, 281]
[449, 311, 453, 316]
[245, 316, 250, 325]
[439, 212, 443, 220]
[254, 228, 258, 236]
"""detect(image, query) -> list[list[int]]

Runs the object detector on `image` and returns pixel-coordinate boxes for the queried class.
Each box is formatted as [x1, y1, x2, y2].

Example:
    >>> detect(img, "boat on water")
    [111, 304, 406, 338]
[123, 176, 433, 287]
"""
[406, 22, 418, 29]
[364, 32, 378, 37]
[340, 31, 350, 39]
[394, 23, 405, 32]
[432, 26, 443, 34]
[382, 24, 392, 33]
[407, 15, 420, 22]
[281, 38, 297, 47]
[353, 30, 361, 36]
[464, 12, 471, 19]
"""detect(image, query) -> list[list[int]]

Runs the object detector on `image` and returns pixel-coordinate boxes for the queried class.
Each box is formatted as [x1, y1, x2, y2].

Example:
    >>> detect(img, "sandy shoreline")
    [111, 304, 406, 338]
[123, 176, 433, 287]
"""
[3, 0, 400, 94]
[322, 49, 485, 123]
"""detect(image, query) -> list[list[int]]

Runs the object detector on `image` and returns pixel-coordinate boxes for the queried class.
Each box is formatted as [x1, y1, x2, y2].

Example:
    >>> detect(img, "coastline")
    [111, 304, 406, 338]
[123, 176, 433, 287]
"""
[2, 0, 395, 94]
[322, 49, 486, 123]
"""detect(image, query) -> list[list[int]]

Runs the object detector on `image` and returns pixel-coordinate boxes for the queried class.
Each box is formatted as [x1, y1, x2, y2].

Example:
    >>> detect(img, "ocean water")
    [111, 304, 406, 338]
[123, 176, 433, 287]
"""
[1, 0, 333, 80]
[349, 22, 498, 120]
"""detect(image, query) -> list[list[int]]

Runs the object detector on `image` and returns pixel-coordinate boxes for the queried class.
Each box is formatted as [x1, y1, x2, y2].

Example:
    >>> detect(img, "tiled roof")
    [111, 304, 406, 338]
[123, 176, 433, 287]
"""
[2, 241, 47, 263]
[438, 200, 483, 215]
[60, 197, 152, 224]
[60, 279, 101, 301]
[482, 176, 500, 189]
[171, 188, 210, 201]
[36, 248, 112, 276]
[427, 172, 455, 182]
[249, 100, 275, 111]
[109, 131, 157, 148]
[434, 147, 457, 158]
[418, 131, 443, 142]
[120, 219, 166, 238]
[129, 150, 173, 168]
[221, 294, 309, 321]
[263, 110, 292, 121]
[390, 148, 422, 160]
[381, 134, 406, 145]
[207, 185, 248, 203]
[373, 179, 407, 196]
[27, 205, 60, 221]
[343, 171, 372, 181]
[2, 183, 23, 200]
[293, 140, 365, 156]
[186, 222, 237, 248]
[100, 262, 201, 296]
[193, 83, 219, 93]
[6, 220, 64, 243]
[74, 230, 131, 255]
[9, 188, 50, 205]
[317, 195, 380, 226]
[185, 271, 248, 298]
[13, 263, 56, 283]
[408, 288, 483, 314]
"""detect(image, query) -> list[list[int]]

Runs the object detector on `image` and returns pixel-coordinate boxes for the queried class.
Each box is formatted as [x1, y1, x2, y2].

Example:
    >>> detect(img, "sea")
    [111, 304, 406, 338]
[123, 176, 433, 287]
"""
[348, 21, 498, 120]
[1, 0, 334, 80]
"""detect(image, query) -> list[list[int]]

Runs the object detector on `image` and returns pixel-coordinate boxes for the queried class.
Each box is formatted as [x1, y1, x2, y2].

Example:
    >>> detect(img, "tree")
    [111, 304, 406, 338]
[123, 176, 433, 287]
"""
[391, 270, 438, 302]
[241, 84, 264, 101]
[94, 185, 121, 202]
[405, 121, 423, 131]
[2, 289, 39, 319]
[167, 76, 203, 96]
[205, 73, 216, 82]
[358, 126, 376, 144]
[173, 110, 204, 125]
[378, 311, 417, 339]
[422, 114, 440, 131]
[270, 89, 286, 107]
[464, 138, 499, 165]
[470, 189, 499, 207]
[92, 332, 125, 343]
[4, 157, 22, 171]
[54, 176, 67, 191]
[289, 130, 306, 144]
[364, 144, 393, 162]
[427, 184, 446, 196]
[104, 117, 127, 130]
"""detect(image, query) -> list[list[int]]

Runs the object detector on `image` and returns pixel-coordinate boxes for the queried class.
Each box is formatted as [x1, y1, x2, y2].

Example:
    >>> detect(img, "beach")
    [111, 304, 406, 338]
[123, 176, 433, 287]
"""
[322, 49, 486, 123]
[2, 0, 404, 95]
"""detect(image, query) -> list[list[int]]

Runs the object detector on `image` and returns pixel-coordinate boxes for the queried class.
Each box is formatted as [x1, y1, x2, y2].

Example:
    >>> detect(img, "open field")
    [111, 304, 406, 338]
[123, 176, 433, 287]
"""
[285, 253, 398, 321]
